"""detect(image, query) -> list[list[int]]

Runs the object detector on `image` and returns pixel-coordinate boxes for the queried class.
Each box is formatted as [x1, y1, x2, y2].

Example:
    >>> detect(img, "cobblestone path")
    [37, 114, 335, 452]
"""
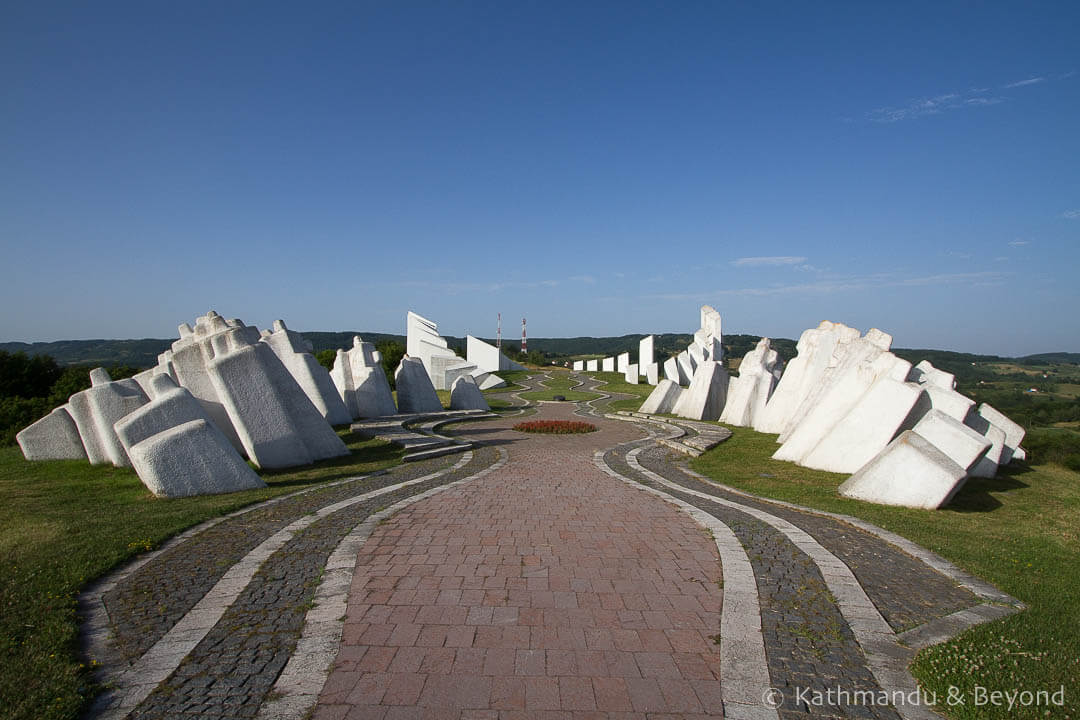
[80, 371, 1021, 720]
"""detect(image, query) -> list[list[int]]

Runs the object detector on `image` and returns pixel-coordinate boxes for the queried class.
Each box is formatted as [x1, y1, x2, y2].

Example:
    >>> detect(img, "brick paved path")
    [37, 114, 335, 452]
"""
[314, 403, 728, 719]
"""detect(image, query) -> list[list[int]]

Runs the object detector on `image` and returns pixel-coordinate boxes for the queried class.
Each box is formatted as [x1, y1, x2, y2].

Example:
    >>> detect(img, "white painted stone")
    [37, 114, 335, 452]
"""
[16, 405, 86, 461]
[773, 347, 904, 464]
[966, 422, 1007, 478]
[799, 377, 926, 474]
[127, 419, 266, 498]
[921, 385, 975, 423]
[407, 310, 473, 388]
[466, 335, 524, 373]
[428, 355, 477, 390]
[624, 364, 639, 385]
[330, 337, 398, 419]
[912, 410, 991, 472]
[676, 351, 695, 385]
[70, 369, 150, 467]
[394, 356, 444, 413]
[207, 329, 349, 469]
[663, 357, 680, 383]
[449, 375, 489, 411]
[616, 353, 630, 373]
[639, 380, 683, 414]
[973, 403, 1025, 464]
[586, 359, 599, 372]
[261, 320, 352, 426]
[720, 338, 781, 428]
[645, 362, 659, 385]
[673, 360, 729, 421]
[909, 360, 956, 389]
[602, 357, 615, 372]
[476, 373, 507, 390]
[66, 390, 109, 465]
[839, 431, 968, 510]
[638, 335, 655, 377]
[572, 361, 584, 371]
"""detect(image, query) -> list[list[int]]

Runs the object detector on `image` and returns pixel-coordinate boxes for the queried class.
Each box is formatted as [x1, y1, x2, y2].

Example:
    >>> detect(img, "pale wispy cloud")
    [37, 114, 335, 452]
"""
[1061, 209, 1080, 219]
[1009, 239, 1031, 246]
[731, 256, 808, 267]
[569, 274, 596, 284]
[382, 278, 561, 294]
[1003, 76, 1046, 88]
[641, 270, 1011, 302]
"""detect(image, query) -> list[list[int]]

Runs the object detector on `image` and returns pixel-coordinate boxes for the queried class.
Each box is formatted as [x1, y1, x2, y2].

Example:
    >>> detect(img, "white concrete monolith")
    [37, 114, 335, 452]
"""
[602, 357, 615, 372]
[261, 320, 352, 426]
[625, 364, 639, 385]
[673, 360, 729, 421]
[395, 356, 444, 413]
[16, 406, 87, 461]
[838, 431, 968, 510]
[449, 374, 489, 411]
[640, 380, 683, 414]
[720, 338, 781, 428]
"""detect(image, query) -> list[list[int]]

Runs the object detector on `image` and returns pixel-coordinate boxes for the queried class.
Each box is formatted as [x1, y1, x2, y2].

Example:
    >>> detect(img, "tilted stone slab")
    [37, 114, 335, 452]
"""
[973, 403, 1025, 464]
[466, 334, 524, 373]
[673, 360, 729, 421]
[638, 335, 654, 376]
[572, 361, 584, 371]
[663, 357, 681, 384]
[17, 405, 86, 461]
[912, 409, 991, 472]
[910, 360, 956, 389]
[645, 362, 659, 385]
[639, 379, 683, 414]
[330, 337, 397, 419]
[127, 419, 266, 498]
[720, 337, 780, 428]
[616, 352, 630, 373]
[586, 359, 599, 372]
[966, 423, 1007, 478]
[676, 351, 695, 385]
[395, 356, 444, 413]
[624, 363, 639, 385]
[74, 369, 149, 467]
[839, 431, 967, 510]
[261, 320, 352, 426]
[449, 375, 489, 411]
[476, 373, 507, 390]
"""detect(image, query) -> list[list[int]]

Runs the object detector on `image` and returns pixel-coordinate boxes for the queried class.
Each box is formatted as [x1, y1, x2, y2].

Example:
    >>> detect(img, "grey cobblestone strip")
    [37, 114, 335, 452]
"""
[97, 454, 461, 665]
[624, 446, 937, 720]
[644, 452, 979, 634]
[591, 443, 779, 720]
[117, 446, 500, 720]
[256, 447, 510, 720]
[89, 452, 477, 719]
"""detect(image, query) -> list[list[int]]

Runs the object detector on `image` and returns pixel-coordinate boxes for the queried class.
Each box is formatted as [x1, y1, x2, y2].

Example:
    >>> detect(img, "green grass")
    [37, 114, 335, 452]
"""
[0, 431, 402, 720]
[585, 372, 656, 412]
[518, 372, 601, 403]
[690, 426, 1080, 718]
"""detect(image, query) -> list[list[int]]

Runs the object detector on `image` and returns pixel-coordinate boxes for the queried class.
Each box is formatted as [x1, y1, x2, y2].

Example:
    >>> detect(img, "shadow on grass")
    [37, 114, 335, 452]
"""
[943, 464, 1032, 513]
[257, 434, 404, 488]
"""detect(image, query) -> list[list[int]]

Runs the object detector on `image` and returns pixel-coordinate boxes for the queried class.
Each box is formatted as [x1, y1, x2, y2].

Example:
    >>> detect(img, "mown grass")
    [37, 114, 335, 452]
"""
[0, 431, 402, 720]
[585, 371, 656, 412]
[518, 372, 600, 403]
[690, 426, 1080, 718]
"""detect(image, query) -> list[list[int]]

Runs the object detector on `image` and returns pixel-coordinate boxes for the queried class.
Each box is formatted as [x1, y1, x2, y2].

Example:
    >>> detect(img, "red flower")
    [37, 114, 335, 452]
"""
[512, 420, 597, 434]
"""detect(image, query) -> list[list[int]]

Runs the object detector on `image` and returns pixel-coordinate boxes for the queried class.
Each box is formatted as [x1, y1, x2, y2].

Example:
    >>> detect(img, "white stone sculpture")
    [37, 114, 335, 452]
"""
[66, 369, 149, 467]
[466, 335, 524, 374]
[407, 311, 476, 389]
[616, 353, 630, 373]
[970, 403, 1026, 464]
[572, 361, 584, 371]
[639, 380, 683, 414]
[673, 360, 729, 421]
[449, 375, 489, 411]
[720, 338, 781, 427]
[624, 363, 639, 385]
[663, 357, 680, 383]
[911, 409, 991, 473]
[261, 320, 352, 426]
[330, 336, 398, 419]
[586, 359, 599, 372]
[395, 356, 444, 413]
[602, 357, 615, 372]
[638, 335, 654, 377]
[838, 431, 968, 510]
[645, 363, 659, 385]
[16, 406, 87, 461]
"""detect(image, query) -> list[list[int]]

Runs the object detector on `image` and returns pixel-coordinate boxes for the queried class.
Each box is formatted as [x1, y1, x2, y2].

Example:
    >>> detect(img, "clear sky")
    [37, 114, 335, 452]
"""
[2, 2, 1077, 355]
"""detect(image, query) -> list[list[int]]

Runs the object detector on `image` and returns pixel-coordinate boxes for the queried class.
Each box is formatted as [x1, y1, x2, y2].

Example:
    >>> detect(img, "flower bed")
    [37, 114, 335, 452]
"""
[512, 420, 598, 434]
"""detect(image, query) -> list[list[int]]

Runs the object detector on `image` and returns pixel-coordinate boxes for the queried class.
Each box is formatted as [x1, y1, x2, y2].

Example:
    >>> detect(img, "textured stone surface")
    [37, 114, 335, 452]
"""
[16, 405, 86, 461]
[330, 336, 398, 419]
[407, 310, 470, 389]
[449, 375, 489, 411]
[616, 352, 630, 374]
[672, 360, 728, 421]
[913, 409, 991, 472]
[624, 363, 639, 384]
[972, 403, 1026, 464]
[70, 369, 149, 467]
[601, 356, 614, 372]
[262, 320, 352, 426]
[839, 431, 968, 509]
[638, 379, 683, 414]
[720, 337, 781, 428]
[638, 335, 654, 377]
[395, 356, 444, 413]
[466, 335, 524, 374]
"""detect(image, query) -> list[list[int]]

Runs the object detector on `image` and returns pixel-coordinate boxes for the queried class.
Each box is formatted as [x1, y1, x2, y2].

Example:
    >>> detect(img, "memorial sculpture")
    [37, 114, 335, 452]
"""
[449, 374, 490, 411]
[261, 320, 352, 426]
[407, 311, 510, 390]
[330, 336, 398, 418]
[394, 356, 444, 413]
[719, 337, 782, 428]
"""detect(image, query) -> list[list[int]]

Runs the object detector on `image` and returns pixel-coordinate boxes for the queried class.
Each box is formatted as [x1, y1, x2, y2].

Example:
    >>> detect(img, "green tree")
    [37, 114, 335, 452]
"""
[315, 349, 337, 371]
[376, 341, 406, 389]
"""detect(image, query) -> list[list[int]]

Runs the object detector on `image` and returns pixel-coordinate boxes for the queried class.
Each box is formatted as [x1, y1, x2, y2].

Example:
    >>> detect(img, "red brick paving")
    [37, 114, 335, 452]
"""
[315, 403, 725, 719]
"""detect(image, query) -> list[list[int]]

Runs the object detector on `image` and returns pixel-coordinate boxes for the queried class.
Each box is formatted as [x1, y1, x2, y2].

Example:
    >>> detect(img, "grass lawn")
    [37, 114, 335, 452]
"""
[0, 431, 402, 720]
[518, 372, 601, 403]
[690, 426, 1079, 719]
[585, 372, 656, 412]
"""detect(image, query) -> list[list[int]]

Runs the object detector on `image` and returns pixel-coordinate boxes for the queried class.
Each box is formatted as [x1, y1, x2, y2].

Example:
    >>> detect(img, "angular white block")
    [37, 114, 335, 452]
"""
[70, 369, 149, 467]
[839, 431, 968, 510]
[638, 335, 654, 377]
[912, 409, 991, 472]
[586, 359, 599, 372]
[625, 364, 639, 385]
[973, 403, 1025, 464]
[261, 319, 352, 426]
[395, 356, 444, 413]
[476, 373, 507, 390]
[645, 363, 659, 385]
[799, 378, 926, 474]
[128, 419, 266, 498]
[966, 422, 1007, 478]
[909, 360, 956, 389]
[602, 357, 615, 372]
[572, 361, 584, 371]
[449, 375, 489, 411]
[616, 353, 630, 373]
[639, 380, 683, 414]
[673, 360, 729, 421]
[330, 336, 397, 419]
[466, 335, 524, 373]
[663, 357, 680, 383]
[17, 405, 87, 461]
[676, 351, 695, 385]
[208, 330, 349, 469]
[114, 374, 213, 449]
[408, 310, 470, 388]
[720, 338, 781, 428]
[922, 385, 975, 422]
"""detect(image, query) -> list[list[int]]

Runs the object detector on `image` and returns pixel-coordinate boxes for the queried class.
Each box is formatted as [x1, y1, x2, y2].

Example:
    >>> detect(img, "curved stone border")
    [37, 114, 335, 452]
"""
[591, 437, 779, 720]
[88, 453, 475, 719]
[624, 446, 942, 720]
[256, 447, 511, 720]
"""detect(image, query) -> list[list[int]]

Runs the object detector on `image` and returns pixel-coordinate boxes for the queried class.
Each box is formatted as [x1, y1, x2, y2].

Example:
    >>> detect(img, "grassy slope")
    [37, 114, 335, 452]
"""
[585, 371, 656, 412]
[517, 370, 601, 403]
[0, 433, 402, 720]
[690, 426, 1079, 719]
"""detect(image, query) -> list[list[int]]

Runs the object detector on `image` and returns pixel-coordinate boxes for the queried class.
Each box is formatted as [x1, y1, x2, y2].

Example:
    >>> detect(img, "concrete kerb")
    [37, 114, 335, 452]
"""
[256, 447, 510, 720]
[88, 452, 475, 720]
[590, 429, 779, 720]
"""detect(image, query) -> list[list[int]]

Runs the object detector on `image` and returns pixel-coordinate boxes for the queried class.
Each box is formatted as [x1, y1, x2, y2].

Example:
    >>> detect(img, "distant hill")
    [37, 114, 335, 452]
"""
[1019, 352, 1080, 365]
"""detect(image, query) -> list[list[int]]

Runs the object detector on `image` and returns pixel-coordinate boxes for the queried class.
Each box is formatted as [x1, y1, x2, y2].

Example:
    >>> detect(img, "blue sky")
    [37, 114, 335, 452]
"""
[2, 2, 1077, 355]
